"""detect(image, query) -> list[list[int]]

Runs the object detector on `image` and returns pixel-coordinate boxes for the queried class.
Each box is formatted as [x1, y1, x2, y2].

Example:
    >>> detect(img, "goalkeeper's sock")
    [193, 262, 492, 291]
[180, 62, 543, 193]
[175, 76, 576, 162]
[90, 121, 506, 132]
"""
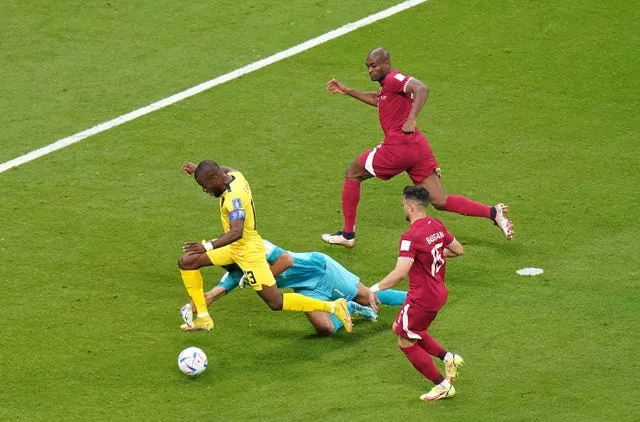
[282, 293, 332, 313]
[180, 269, 209, 315]
[329, 314, 344, 333]
[377, 289, 407, 306]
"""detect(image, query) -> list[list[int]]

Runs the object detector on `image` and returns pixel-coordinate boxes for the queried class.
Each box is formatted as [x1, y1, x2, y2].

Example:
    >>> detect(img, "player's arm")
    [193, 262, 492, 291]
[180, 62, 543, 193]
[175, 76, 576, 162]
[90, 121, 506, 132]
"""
[373, 258, 412, 290]
[327, 79, 378, 107]
[181, 161, 197, 175]
[368, 258, 413, 312]
[444, 238, 464, 258]
[210, 218, 243, 249]
[270, 252, 294, 277]
[180, 162, 237, 176]
[183, 219, 244, 254]
[204, 285, 229, 307]
[402, 78, 429, 133]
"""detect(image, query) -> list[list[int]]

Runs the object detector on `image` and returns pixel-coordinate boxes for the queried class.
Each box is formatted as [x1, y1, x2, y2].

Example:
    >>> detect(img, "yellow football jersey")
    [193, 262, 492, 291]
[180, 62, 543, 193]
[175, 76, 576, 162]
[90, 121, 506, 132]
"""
[219, 171, 266, 263]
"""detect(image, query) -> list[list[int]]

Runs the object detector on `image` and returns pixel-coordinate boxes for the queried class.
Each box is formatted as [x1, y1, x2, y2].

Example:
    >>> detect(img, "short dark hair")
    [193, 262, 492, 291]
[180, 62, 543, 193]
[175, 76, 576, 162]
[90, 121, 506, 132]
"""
[194, 160, 220, 180]
[403, 185, 430, 207]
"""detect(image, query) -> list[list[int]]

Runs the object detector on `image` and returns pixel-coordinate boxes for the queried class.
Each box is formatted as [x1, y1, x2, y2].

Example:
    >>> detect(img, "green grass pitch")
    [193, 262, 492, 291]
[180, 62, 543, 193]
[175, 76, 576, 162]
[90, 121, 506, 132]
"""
[1, 0, 639, 420]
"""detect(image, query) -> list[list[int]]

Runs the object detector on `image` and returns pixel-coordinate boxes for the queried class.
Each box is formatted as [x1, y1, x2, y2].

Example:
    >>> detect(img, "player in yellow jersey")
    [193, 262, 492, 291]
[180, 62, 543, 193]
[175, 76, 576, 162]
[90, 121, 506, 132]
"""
[177, 160, 352, 333]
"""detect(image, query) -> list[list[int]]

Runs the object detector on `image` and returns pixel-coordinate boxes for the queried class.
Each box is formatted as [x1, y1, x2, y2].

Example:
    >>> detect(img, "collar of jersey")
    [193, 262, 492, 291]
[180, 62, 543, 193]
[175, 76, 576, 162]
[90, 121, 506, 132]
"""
[224, 175, 236, 193]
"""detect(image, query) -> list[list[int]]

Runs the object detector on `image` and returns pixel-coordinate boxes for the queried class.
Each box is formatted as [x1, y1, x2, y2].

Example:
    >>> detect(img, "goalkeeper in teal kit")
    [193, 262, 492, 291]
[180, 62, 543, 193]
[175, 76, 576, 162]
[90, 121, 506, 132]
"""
[180, 240, 407, 335]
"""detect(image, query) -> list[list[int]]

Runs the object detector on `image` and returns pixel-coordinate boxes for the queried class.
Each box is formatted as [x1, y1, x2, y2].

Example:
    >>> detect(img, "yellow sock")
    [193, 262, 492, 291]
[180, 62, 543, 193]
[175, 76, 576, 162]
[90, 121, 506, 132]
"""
[180, 269, 208, 315]
[282, 293, 332, 313]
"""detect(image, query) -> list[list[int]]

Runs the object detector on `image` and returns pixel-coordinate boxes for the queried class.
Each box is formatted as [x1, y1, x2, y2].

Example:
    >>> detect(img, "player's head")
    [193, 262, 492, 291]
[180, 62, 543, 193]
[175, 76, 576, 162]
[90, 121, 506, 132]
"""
[194, 160, 227, 197]
[366, 47, 392, 82]
[402, 185, 429, 221]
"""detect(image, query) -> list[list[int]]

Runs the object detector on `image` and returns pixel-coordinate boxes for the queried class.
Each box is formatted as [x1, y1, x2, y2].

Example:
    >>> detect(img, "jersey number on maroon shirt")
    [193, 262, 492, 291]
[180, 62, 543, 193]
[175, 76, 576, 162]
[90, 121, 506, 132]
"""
[430, 242, 445, 277]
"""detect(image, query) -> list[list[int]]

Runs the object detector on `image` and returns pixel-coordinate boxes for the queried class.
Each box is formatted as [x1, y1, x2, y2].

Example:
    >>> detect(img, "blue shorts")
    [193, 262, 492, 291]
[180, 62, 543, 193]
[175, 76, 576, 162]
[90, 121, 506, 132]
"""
[295, 255, 359, 301]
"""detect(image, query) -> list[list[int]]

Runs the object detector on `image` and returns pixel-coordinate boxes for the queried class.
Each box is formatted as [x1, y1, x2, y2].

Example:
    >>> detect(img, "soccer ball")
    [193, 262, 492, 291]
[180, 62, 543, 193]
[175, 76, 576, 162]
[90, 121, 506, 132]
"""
[177, 346, 207, 376]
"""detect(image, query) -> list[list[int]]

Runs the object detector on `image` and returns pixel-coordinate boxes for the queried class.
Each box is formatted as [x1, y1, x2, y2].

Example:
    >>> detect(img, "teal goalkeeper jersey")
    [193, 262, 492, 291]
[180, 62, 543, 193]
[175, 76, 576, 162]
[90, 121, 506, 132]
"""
[218, 240, 327, 292]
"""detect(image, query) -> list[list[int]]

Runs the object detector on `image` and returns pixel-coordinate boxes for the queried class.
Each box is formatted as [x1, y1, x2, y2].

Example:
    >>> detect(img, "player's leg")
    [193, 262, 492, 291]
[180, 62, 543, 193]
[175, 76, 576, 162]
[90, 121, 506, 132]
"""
[418, 170, 489, 215]
[397, 334, 455, 401]
[177, 245, 234, 332]
[181, 265, 243, 327]
[305, 311, 341, 336]
[318, 255, 377, 321]
[177, 252, 214, 331]
[416, 333, 464, 381]
[180, 285, 229, 328]
[393, 305, 455, 400]
[409, 138, 513, 239]
[294, 288, 346, 335]
[418, 171, 513, 239]
[244, 260, 353, 332]
[322, 152, 374, 247]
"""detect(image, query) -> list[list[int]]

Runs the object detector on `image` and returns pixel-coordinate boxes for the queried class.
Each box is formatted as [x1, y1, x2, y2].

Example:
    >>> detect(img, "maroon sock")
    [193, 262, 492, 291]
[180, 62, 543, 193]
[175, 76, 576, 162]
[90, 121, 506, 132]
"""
[444, 194, 492, 218]
[400, 343, 443, 384]
[341, 179, 360, 233]
[418, 334, 447, 360]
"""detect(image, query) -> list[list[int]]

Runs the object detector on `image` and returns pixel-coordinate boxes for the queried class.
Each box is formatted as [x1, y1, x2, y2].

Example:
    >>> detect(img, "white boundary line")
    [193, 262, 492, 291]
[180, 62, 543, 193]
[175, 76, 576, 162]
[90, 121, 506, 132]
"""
[0, 0, 427, 174]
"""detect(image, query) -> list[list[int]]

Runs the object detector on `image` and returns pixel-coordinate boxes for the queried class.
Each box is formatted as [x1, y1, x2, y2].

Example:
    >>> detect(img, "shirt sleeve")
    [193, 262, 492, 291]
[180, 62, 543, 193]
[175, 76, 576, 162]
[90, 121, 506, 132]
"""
[398, 233, 416, 261]
[226, 194, 247, 221]
[217, 270, 243, 292]
[444, 230, 455, 247]
[263, 240, 286, 264]
[389, 72, 412, 94]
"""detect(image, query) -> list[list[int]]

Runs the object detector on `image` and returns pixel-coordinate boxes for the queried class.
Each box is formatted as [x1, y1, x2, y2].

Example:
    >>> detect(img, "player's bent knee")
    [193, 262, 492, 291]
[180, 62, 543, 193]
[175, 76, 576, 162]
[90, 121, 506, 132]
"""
[345, 158, 369, 180]
[397, 336, 415, 348]
[178, 255, 195, 270]
[430, 196, 447, 210]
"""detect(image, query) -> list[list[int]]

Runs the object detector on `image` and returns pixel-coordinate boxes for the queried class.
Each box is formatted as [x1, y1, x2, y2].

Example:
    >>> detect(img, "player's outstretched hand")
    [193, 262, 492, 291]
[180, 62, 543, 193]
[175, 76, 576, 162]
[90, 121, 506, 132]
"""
[368, 290, 381, 313]
[183, 241, 205, 254]
[181, 162, 197, 176]
[326, 78, 347, 95]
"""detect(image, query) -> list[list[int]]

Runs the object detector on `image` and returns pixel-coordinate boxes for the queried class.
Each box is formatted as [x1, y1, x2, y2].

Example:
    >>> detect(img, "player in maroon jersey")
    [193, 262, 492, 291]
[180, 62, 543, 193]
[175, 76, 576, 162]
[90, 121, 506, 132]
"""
[322, 47, 513, 248]
[368, 186, 465, 401]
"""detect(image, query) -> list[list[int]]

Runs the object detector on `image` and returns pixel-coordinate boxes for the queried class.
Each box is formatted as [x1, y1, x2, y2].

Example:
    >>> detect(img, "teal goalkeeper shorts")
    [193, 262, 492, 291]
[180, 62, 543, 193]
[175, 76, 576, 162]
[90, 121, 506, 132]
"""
[294, 254, 360, 301]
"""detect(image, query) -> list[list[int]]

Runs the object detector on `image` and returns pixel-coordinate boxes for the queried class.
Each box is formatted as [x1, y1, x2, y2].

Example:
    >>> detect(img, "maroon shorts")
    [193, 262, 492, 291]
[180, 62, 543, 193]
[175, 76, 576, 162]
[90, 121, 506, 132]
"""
[358, 132, 439, 184]
[393, 302, 439, 340]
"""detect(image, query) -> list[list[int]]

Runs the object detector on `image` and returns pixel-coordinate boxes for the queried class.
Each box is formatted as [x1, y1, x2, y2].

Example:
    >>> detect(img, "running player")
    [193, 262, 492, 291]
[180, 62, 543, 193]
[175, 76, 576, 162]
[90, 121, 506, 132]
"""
[178, 160, 352, 332]
[322, 47, 513, 248]
[180, 239, 408, 336]
[369, 186, 464, 401]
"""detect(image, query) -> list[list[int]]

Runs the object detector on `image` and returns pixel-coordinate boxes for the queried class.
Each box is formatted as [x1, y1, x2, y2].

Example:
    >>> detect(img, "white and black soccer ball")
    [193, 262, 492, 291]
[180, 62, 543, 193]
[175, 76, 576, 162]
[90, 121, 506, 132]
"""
[177, 347, 207, 376]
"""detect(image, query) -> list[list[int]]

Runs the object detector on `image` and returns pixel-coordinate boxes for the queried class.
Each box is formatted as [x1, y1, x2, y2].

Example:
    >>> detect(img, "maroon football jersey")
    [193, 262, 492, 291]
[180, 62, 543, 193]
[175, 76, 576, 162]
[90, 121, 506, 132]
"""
[377, 70, 421, 142]
[398, 216, 455, 311]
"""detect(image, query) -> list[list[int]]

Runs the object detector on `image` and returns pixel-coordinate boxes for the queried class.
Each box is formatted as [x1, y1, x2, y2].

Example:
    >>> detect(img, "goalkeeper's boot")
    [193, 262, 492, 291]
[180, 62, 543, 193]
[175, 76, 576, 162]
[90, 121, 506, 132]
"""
[321, 231, 356, 248]
[444, 353, 465, 381]
[180, 303, 193, 328]
[332, 298, 353, 332]
[348, 301, 378, 321]
[180, 315, 214, 332]
[420, 382, 456, 401]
